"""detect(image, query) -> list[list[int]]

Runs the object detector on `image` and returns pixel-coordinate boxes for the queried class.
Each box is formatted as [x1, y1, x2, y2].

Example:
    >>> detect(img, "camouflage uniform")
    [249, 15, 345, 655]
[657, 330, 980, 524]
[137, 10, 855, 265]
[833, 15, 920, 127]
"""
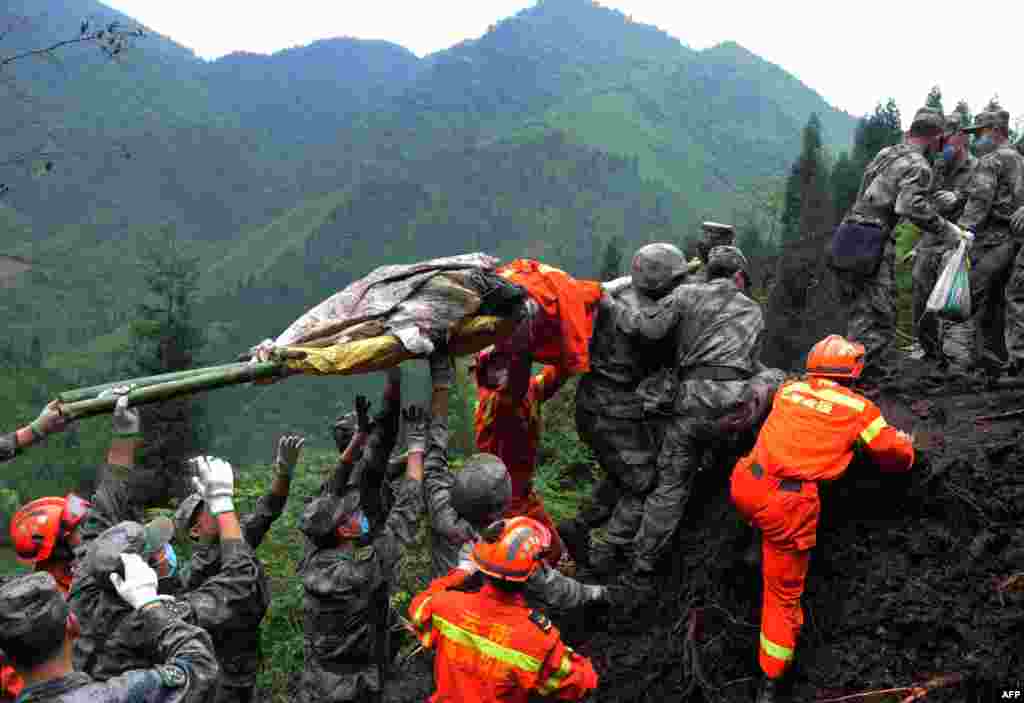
[175, 491, 285, 703]
[297, 384, 406, 703]
[0, 574, 218, 703]
[956, 110, 1024, 370]
[71, 472, 267, 696]
[913, 150, 978, 359]
[0, 433, 17, 464]
[838, 110, 954, 374]
[423, 413, 600, 611]
[574, 285, 672, 566]
[298, 483, 420, 703]
[617, 257, 765, 576]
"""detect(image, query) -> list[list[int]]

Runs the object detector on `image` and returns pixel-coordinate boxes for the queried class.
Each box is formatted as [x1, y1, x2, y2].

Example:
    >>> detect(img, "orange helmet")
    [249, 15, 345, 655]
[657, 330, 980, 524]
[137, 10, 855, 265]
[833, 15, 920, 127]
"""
[10, 494, 91, 564]
[806, 334, 866, 380]
[471, 516, 551, 582]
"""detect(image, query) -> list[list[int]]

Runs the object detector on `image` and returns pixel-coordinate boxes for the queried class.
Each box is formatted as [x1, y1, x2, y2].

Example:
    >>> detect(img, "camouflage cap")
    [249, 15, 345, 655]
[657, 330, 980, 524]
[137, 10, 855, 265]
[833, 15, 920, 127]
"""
[452, 453, 512, 527]
[298, 492, 366, 542]
[0, 572, 70, 659]
[631, 242, 686, 297]
[707, 245, 750, 275]
[85, 518, 174, 580]
[701, 221, 736, 237]
[909, 107, 945, 134]
[174, 492, 205, 535]
[963, 109, 1010, 133]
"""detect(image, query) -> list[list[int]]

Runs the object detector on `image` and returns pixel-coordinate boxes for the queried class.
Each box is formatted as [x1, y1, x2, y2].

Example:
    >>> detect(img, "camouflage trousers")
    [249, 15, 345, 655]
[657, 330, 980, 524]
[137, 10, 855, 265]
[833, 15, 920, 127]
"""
[1003, 241, 1024, 364]
[631, 416, 717, 574]
[575, 409, 661, 555]
[968, 235, 1017, 365]
[911, 245, 947, 358]
[837, 238, 896, 372]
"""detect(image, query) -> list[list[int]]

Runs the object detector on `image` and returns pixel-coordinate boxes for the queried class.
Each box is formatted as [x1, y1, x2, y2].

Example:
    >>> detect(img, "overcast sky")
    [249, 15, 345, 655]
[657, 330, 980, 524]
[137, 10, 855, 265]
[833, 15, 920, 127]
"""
[105, 0, 1022, 129]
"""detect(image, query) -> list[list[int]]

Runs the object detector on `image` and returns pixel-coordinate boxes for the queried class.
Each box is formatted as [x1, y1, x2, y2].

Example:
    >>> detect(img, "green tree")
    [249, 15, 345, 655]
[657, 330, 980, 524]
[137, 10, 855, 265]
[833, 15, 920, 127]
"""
[779, 162, 802, 243]
[831, 150, 861, 221]
[986, 96, 1002, 112]
[925, 85, 943, 114]
[953, 100, 972, 128]
[600, 236, 623, 280]
[796, 113, 833, 240]
[853, 99, 902, 168]
[29, 335, 42, 368]
[130, 226, 206, 498]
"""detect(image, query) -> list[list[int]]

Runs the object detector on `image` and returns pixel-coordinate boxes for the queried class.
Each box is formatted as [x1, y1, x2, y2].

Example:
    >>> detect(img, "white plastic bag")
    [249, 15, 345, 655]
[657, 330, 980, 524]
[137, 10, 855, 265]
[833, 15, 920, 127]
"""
[926, 239, 971, 322]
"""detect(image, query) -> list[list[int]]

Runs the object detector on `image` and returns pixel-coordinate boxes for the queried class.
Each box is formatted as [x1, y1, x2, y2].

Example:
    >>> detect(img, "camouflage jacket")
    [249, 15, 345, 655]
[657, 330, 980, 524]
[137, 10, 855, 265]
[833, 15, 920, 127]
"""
[177, 490, 287, 591]
[16, 603, 218, 703]
[297, 476, 422, 703]
[71, 538, 264, 686]
[958, 145, 1024, 240]
[845, 143, 948, 234]
[576, 286, 675, 419]
[423, 414, 599, 611]
[0, 433, 16, 464]
[916, 154, 979, 248]
[618, 279, 766, 416]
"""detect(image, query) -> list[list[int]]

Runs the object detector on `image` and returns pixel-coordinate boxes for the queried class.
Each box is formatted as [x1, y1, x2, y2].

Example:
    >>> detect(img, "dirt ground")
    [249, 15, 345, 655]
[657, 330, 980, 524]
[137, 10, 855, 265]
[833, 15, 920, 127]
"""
[378, 238, 1023, 702]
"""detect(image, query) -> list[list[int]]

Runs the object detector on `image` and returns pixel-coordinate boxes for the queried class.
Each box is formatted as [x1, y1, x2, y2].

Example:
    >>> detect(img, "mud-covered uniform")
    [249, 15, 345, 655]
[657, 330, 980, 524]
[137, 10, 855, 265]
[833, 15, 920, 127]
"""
[424, 413, 599, 611]
[176, 490, 284, 703]
[0, 433, 18, 464]
[914, 153, 978, 359]
[957, 145, 1024, 367]
[475, 363, 567, 564]
[730, 377, 913, 680]
[617, 277, 765, 574]
[574, 285, 670, 562]
[838, 142, 952, 371]
[13, 602, 218, 703]
[71, 468, 267, 697]
[409, 578, 597, 703]
[297, 385, 407, 703]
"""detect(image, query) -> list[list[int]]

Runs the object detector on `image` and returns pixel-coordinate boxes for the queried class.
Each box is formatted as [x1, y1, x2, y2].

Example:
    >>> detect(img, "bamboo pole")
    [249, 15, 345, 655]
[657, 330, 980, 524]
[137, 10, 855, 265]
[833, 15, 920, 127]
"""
[58, 363, 249, 403]
[62, 362, 285, 420]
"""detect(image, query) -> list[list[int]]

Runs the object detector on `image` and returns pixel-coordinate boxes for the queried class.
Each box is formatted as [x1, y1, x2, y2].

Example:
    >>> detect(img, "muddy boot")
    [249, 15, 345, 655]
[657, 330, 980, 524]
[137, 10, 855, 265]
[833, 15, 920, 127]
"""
[755, 676, 779, 703]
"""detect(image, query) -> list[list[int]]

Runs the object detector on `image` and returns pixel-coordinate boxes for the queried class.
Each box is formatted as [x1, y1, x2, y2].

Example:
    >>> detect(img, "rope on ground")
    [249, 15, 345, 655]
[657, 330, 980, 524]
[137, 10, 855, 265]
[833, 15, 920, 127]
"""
[814, 673, 963, 703]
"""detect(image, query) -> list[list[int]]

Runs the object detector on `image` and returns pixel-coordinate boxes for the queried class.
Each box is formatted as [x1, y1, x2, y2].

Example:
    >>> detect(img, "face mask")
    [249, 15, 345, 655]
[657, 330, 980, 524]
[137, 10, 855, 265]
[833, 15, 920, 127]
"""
[942, 144, 958, 163]
[974, 135, 997, 156]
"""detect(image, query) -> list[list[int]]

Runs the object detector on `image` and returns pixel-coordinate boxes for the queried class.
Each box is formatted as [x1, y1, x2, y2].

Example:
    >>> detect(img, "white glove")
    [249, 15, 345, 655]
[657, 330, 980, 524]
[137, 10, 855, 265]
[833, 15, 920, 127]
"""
[601, 275, 632, 297]
[109, 553, 162, 610]
[96, 386, 141, 436]
[189, 455, 235, 515]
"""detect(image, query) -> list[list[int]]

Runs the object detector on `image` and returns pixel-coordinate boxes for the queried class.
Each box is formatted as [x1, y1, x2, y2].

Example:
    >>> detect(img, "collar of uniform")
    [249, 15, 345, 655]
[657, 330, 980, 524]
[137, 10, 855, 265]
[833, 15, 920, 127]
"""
[17, 672, 92, 702]
[480, 580, 529, 606]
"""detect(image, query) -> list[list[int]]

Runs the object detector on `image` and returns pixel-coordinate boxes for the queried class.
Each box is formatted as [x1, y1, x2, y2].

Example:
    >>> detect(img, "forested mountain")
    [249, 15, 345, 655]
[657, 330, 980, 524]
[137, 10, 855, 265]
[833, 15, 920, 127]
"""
[1, 0, 858, 461]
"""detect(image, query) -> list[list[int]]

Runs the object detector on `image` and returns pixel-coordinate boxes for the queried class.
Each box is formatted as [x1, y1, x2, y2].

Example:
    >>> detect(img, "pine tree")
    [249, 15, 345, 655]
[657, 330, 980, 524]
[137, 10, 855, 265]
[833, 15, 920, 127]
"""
[853, 99, 902, 168]
[986, 96, 1001, 111]
[796, 113, 833, 240]
[29, 336, 42, 368]
[925, 85, 943, 114]
[599, 236, 623, 280]
[130, 225, 206, 498]
[831, 150, 861, 221]
[779, 162, 802, 243]
[954, 100, 972, 127]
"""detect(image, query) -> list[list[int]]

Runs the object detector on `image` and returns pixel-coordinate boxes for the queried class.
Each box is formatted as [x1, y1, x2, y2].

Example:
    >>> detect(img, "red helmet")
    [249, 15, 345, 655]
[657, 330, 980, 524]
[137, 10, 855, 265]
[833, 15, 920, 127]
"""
[471, 516, 551, 582]
[806, 334, 865, 380]
[10, 494, 91, 564]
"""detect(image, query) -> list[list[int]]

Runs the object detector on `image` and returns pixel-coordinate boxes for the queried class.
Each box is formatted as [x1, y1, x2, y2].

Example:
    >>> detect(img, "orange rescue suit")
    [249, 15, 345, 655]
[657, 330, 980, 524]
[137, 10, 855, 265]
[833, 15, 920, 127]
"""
[409, 575, 598, 703]
[475, 365, 567, 563]
[730, 377, 914, 680]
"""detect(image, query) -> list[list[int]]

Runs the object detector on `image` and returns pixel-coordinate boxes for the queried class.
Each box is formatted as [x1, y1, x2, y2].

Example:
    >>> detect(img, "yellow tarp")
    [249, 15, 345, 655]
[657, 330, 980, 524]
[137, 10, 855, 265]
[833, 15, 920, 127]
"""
[282, 315, 519, 376]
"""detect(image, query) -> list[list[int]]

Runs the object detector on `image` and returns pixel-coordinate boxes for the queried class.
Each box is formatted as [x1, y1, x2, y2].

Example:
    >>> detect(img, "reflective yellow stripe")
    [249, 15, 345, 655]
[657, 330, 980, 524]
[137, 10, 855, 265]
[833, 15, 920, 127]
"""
[434, 616, 542, 673]
[812, 388, 865, 412]
[760, 633, 794, 661]
[412, 595, 434, 627]
[859, 416, 887, 445]
[782, 383, 864, 411]
[538, 654, 573, 695]
[419, 628, 435, 648]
